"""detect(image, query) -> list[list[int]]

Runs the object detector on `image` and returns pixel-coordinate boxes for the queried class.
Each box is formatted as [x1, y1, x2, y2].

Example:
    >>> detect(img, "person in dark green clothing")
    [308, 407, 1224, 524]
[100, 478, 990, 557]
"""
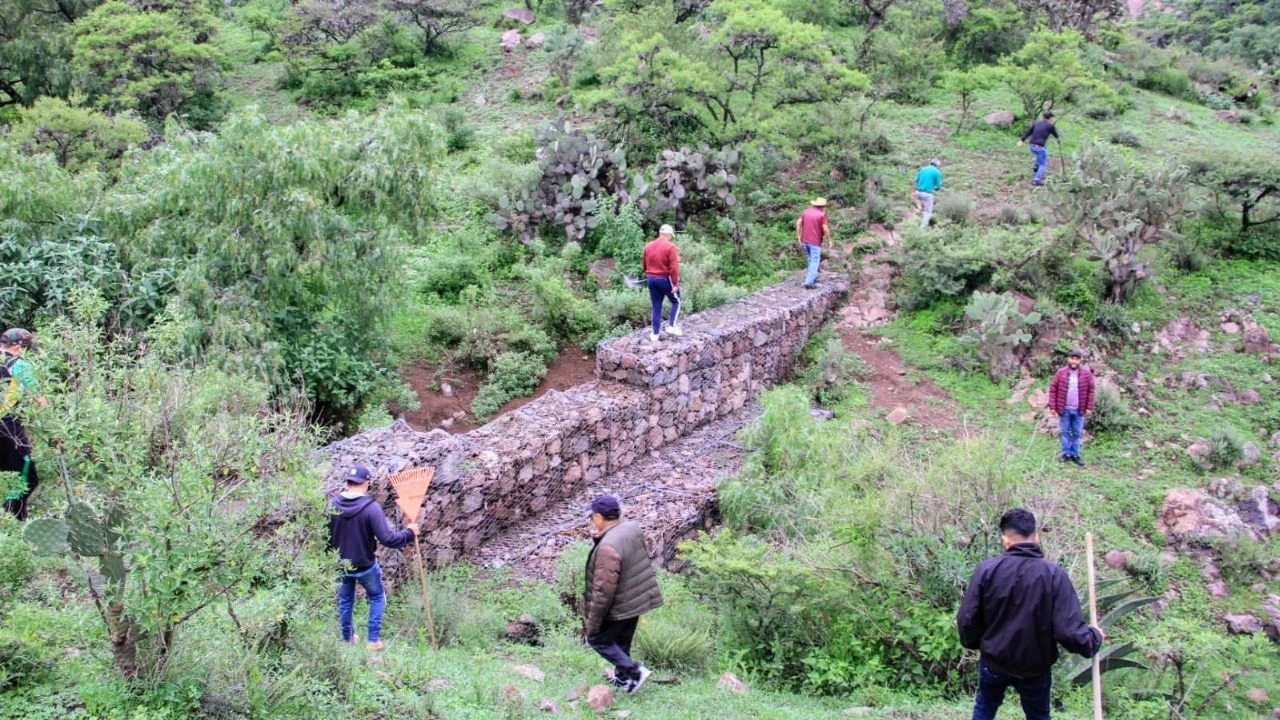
[913, 158, 943, 229]
[1, 329, 47, 521]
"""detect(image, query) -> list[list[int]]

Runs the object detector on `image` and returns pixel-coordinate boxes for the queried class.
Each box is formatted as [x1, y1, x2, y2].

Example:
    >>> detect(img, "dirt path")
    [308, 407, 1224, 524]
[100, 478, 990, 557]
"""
[834, 224, 963, 432]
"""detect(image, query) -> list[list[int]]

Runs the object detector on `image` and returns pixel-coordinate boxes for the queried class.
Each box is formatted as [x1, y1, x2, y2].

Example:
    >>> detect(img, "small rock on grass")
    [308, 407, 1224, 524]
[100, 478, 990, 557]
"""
[1225, 613, 1263, 634]
[514, 665, 545, 682]
[1104, 550, 1135, 571]
[886, 407, 910, 425]
[538, 698, 560, 713]
[566, 685, 588, 701]
[1246, 688, 1268, 704]
[587, 685, 615, 711]
[718, 672, 748, 694]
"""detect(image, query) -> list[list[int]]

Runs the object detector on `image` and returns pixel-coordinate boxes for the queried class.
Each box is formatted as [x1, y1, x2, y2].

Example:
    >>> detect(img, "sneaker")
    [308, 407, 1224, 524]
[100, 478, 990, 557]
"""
[605, 671, 627, 689]
[1058, 453, 1068, 463]
[367, 640, 385, 652]
[648, 333, 660, 344]
[1071, 456, 1086, 467]
[627, 666, 652, 694]
[664, 324, 683, 337]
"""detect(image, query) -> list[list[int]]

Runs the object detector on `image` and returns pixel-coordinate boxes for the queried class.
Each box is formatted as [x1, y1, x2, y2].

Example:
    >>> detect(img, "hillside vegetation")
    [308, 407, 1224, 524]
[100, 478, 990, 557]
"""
[2, 0, 1280, 718]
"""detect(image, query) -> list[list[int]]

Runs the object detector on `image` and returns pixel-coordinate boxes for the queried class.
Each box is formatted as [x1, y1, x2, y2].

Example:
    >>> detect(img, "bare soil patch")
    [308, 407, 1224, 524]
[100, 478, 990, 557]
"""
[839, 329, 961, 432]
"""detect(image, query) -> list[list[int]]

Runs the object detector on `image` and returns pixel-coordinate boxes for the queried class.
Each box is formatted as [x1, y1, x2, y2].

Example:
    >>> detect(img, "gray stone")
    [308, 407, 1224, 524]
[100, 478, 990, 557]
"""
[441, 381, 454, 397]
[587, 685, 615, 710]
[1105, 550, 1135, 571]
[718, 672, 748, 694]
[503, 7, 535, 23]
[1208, 581, 1231, 597]
[809, 408, 835, 421]
[1222, 322, 1241, 334]
[538, 698, 559, 713]
[984, 111, 1016, 127]
[514, 665, 545, 682]
[1226, 613, 1263, 634]
[1238, 389, 1262, 405]
[1240, 442, 1262, 467]
[501, 29, 522, 50]
[1158, 488, 1254, 542]
[886, 407, 910, 425]
[526, 32, 546, 49]
[1244, 323, 1272, 354]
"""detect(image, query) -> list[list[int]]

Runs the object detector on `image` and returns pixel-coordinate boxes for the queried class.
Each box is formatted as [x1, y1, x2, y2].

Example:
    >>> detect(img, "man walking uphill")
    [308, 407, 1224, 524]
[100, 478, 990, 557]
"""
[2, 329, 48, 521]
[328, 466, 419, 651]
[957, 508, 1103, 720]
[642, 225, 682, 344]
[796, 198, 831, 289]
[583, 495, 663, 694]
[1048, 349, 1095, 467]
[1018, 111, 1059, 187]
[914, 158, 943, 229]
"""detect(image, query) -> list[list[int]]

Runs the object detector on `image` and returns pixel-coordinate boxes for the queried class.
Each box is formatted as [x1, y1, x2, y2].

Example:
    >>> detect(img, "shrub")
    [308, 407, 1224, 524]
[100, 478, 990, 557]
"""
[633, 615, 713, 672]
[1137, 66, 1196, 101]
[591, 203, 647, 276]
[529, 267, 604, 343]
[1109, 128, 1143, 148]
[595, 289, 651, 328]
[936, 193, 974, 225]
[865, 192, 898, 228]
[958, 291, 1041, 381]
[1055, 279, 1100, 318]
[1089, 381, 1132, 433]
[896, 226, 1015, 309]
[1206, 426, 1247, 470]
[803, 337, 871, 406]
[441, 107, 475, 153]
[996, 204, 1028, 226]
[0, 517, 36, 600]
[1090, 302, 1132, 338]
[417, 250, 490, 300]
[471, 351, 548, 420]
[1168, 232, 1211, 272]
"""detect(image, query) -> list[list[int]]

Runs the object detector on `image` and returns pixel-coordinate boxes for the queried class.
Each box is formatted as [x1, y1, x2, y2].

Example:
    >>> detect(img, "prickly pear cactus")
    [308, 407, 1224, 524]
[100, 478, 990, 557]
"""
[67, 501, 105, 557]
[103, 502, 126, 551]
[99, 551, 126, 591]
[22, 518, 69, 556]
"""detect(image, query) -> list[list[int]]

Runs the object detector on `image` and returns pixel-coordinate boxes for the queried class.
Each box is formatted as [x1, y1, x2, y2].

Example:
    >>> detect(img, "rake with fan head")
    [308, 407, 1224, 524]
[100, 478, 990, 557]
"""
[388, 466, 438, 650]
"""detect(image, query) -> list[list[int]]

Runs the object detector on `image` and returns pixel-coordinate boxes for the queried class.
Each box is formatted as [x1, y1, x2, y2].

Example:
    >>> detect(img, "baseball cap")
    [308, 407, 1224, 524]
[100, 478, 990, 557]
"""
[659, 224, 675, 235]
[347, 465, 372, 483]
[1068, 348, 1086, 358]
[1, 328, 34, 349]
[587, 495, 621, 519]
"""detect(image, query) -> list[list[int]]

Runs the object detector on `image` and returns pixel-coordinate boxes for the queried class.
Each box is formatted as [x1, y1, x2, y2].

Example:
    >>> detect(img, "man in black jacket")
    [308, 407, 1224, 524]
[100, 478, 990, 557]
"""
[957, 508, 1103, 720]
[1017, 111, 1060, 187]
[328, 466, 419, 651]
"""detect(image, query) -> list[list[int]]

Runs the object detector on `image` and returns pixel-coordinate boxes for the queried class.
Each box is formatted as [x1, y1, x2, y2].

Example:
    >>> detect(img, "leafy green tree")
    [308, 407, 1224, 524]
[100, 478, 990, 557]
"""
[22, 290, 322, 681]
[10, 96, 147, 171]
[385, 0, 481, 56]
[1055, 141, 1189, 302]
[0, 0, 103, 107]
[944, 5, 1026, 67]
[1015, 0, 1124, 37]
[939, 65, 996, 131]
[998, 28, 1116, 121]
[1190, 155, 1280, 233]
[71, 1, 227, 126]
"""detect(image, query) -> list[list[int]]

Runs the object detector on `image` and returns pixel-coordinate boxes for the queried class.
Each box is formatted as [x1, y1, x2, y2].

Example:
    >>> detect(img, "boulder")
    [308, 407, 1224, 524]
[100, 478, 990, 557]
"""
[1240, 442, 1262, 467]
[1244, 323, 1272, 354]
[1158, 488, 1255, 542]
[514, 665, 545, 683]
[526, 32, 547, 49]
[1247, 689, 1269, 705]
[810, 408, 835, 421]
[1216, 109, 1240, 123]
[1180, 371, 1210, 390]
[1238, 486, 1280, 535]
[1237, 389, 1262, 405]
[1186, 440, 1212, 466]
[886, 407, 910, 425]
[1208, 581, 1231, 597]
[1105, 550, 1136, 571]
[1226, 614, 1263, 634]
[538, 699, 560, 713]
[502, 7, 536, 24]
[504, 614, 541, 644]
[1222, 321, 1242, 334]
[1154, 317, 1210, 356]
[718, 672, 749, 694]
[984, 111, 1016, 128]
[587, 685, 615, 711]
[501, 29, 522, 50]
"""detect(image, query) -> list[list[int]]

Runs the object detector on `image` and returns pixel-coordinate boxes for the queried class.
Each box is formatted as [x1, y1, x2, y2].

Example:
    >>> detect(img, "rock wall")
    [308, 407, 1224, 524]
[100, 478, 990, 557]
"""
[316, 275, 848, 570]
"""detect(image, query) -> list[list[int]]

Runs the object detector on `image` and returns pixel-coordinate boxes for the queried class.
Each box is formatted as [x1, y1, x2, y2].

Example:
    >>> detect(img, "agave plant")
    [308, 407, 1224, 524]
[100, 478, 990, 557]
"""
[1057, 578, 1159, 688]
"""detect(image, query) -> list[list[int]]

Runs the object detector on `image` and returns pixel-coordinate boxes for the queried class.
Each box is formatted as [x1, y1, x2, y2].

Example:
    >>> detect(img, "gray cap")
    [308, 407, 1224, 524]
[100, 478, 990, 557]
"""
[930, 158, 941, 167]
[1068, 348, 1086, 358]
[0, 329, 33, 349]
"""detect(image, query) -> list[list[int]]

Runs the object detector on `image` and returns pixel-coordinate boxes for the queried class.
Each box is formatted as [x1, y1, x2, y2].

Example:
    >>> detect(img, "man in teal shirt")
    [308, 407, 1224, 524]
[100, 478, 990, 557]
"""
[914, 158, 943, 229]
[1, 329, 47, 520]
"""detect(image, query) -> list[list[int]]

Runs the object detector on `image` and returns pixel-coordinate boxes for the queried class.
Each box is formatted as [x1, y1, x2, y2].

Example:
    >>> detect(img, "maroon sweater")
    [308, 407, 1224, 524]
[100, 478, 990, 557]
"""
[1048, 366, 1095, 415]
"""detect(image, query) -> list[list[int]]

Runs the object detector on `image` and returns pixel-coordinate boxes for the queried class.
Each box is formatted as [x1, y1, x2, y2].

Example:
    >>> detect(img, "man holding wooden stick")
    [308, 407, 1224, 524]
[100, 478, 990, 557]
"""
[328, 465, 420, 651]
[957, 508, 1104, 720]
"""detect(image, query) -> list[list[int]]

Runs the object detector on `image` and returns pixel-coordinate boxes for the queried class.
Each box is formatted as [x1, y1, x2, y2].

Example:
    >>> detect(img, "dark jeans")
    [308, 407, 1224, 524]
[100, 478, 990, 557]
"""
[972, 657, 1052, 720]
[337, 562, 386, 643]
[1, 416, 39, 521]
[588, 616, 640, 682]
[646, 276, 681, 336]
[1059, 409, 1084, 458]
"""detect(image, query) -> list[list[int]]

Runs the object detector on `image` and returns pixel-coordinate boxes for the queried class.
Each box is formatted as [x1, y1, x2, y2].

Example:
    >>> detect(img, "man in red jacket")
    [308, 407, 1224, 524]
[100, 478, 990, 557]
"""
[1047, 349, 1095, 467]
[642, 224, 682, 344]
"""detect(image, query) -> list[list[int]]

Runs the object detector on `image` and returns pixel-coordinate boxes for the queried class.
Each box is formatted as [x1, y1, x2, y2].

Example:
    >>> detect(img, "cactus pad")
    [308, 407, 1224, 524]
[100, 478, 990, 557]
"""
[22, 518, 69, 556]
[99, 551, 126, 592]
[66, 501, 105, 557]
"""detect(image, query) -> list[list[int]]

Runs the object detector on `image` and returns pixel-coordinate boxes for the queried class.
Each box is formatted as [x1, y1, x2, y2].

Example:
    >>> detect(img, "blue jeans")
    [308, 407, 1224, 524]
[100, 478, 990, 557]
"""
[1031, 144, 1048, 185]
[587, 616, 641, 682]
[337, 562, 386, 643]
[646, 276, 681, 336]
[804, 244, 822, 286]
[972, 657, 1051, 720]
[1059, 409, 1084, 458]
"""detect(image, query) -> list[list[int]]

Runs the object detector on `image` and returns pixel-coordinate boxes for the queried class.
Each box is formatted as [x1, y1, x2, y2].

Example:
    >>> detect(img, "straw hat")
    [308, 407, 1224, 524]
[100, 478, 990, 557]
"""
[811, 198, 828, 207]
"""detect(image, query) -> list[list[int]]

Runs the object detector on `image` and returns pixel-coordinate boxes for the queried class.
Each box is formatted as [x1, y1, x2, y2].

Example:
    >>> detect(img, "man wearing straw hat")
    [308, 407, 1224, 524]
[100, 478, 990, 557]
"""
[796, 198, 831, 289]
[328, 465, 420, 651]
[957, 508, 1104, 720]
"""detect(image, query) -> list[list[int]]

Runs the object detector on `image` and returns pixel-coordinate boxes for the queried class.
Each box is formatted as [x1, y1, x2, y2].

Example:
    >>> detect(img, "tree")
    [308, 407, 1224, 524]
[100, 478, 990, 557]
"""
[1190, 156, 1280, 233]
[998, 28, 1116, 121]
[939, 65, 995, 132]
[71, 1, 227, 126]
[385, 0, 481, 56]
[1055, 141, 1189, 303]
[22, 290, 320, 681]
[10, 96, 147, 171]
[1016, 0, 1124, 37]
[0, 0, 104, 107]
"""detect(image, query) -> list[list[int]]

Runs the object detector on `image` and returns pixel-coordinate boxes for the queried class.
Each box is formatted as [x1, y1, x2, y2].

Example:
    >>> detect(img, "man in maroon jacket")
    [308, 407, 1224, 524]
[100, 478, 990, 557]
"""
[1047, 349, 1095, 467]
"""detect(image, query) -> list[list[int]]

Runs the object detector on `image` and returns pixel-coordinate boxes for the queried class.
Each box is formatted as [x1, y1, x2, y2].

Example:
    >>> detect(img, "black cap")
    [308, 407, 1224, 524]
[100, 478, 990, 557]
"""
[1044, 111, 1055, 119]
[588, 495, 621, 519]
[1068, 348, 1085, 358]
[0, 328, 33, 349]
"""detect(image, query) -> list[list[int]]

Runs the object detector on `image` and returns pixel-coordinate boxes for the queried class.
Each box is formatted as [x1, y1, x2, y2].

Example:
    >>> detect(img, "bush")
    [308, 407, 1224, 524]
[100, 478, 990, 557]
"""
[528, 267, 605, 343]
[471, 351, 548, 420]
[1089, 381, 1132, 433]
[958, 291, 1041, 381]
[864, 192, 898, 228]
[1168, 232, 1211, 272]
[1206, 426, 1247, 470]
[803, 337, 872, 406]
[1091, 302, 1132, 338]
[633, 614, 713, 672]
[417, 250, 490, 300]
[591, 203, 647, 276]
[1137, 66, 1196, 101]
[896, 226, 1016, 309]
[1109, 128, 1143, 148]
[0, 516, 36, 600]
[595, 289, 651, 328]
[996, 205, 1028, 226]
[936, 193, 974, 225]
[441, 107, 475, 153]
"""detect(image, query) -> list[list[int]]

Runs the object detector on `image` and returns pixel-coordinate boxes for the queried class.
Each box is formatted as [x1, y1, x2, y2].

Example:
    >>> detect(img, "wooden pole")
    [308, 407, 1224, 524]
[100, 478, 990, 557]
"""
[1086, 532, 1103, 720]
[413, 534, 438, 650]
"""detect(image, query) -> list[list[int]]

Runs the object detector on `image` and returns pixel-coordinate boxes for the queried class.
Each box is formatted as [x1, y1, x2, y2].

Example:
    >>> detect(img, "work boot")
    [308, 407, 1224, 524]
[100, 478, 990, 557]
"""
[626, 666, 652, 694]
[367, 640, 385, 652]
[1058, 453, 1068, 463]
[1071, 456, 1086, 467]
[665, 324, 683, 337]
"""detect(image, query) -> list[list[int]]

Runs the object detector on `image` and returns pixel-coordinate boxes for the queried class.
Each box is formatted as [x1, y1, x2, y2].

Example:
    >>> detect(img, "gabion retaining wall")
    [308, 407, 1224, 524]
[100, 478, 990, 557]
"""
[315, 275, 849, 570]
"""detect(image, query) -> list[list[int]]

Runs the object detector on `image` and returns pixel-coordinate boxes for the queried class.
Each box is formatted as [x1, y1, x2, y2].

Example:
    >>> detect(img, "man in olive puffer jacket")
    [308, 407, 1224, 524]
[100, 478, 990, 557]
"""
[583, 495, 663, 694]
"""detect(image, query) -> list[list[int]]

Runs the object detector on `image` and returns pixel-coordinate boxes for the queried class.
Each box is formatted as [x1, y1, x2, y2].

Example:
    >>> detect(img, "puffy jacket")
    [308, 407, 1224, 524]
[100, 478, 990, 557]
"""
[957, 543, 1101, 678]
[1048, 365, 1095, 414]
[583, 521, 663, 635]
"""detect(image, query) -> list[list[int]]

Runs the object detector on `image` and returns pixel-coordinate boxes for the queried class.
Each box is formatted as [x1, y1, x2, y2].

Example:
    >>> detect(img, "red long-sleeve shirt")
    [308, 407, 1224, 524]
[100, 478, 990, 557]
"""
[642, 237, 680, 286]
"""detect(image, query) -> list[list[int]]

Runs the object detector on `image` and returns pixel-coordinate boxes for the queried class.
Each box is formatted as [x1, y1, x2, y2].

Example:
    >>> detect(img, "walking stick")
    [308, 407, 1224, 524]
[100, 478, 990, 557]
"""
[1086, 532, 1103, 720]
[388, 467, 438, 650]
[1056, 138, 1065, 176]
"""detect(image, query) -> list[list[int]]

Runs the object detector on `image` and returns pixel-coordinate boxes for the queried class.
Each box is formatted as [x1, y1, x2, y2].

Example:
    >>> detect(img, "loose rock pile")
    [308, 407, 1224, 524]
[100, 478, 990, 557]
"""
[316, 274, 849, 578]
